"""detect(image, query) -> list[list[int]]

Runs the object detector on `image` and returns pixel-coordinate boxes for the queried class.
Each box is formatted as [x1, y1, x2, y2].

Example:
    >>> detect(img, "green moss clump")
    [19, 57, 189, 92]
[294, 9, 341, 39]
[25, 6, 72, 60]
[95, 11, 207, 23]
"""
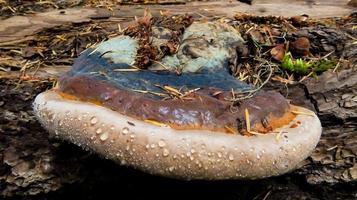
[281, 52, 336, 75]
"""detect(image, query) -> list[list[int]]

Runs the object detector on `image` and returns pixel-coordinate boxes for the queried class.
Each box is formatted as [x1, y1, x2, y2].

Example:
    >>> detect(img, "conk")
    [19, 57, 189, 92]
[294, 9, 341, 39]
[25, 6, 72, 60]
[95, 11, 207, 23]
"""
[33, 21, 322, 180]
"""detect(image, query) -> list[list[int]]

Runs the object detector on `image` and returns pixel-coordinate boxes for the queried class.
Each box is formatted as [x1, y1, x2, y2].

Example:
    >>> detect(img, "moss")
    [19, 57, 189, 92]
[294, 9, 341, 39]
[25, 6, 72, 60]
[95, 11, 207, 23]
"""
[281, 52, 336, 75]
[313, 59, 337, 74]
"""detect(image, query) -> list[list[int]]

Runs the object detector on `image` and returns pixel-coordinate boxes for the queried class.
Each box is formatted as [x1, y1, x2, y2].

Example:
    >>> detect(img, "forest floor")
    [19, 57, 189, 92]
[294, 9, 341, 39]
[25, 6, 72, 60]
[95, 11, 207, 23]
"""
[0, 0, 356, 199]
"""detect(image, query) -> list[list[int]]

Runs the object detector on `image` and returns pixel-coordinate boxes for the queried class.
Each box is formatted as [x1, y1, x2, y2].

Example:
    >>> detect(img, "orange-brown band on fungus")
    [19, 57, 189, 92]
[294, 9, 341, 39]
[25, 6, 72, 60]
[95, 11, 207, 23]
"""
[57, 75, 296, 135]
[244, 112, 296, 135]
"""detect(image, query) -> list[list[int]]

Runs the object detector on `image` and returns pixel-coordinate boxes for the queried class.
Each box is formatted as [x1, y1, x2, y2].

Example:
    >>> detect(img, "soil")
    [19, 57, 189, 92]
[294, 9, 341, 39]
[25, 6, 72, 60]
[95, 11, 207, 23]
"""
[0, 0, 356, 199]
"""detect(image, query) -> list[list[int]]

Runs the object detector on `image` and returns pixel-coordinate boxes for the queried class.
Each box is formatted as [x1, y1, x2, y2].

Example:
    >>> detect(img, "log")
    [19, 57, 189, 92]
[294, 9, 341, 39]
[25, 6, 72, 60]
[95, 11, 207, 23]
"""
[0, 0, 354, 44]
[0, 66, 356, 199]
[0, 2, 356, 199]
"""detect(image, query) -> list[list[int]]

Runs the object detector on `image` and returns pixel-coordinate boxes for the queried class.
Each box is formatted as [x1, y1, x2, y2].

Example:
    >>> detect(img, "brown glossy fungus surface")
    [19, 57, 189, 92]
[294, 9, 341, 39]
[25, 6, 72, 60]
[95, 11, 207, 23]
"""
[58, 75, 294, 134]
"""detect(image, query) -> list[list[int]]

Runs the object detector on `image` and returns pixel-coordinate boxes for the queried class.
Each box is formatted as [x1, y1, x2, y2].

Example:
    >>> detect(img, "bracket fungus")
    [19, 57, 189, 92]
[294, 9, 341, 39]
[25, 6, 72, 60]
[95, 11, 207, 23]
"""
[33, 19, 322, 180]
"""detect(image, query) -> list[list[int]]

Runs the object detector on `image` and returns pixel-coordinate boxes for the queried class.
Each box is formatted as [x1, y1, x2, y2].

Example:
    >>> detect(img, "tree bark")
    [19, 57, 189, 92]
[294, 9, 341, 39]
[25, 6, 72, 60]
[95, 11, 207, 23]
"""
[0, 2, 356, 199]
[1, 66, 356, 199]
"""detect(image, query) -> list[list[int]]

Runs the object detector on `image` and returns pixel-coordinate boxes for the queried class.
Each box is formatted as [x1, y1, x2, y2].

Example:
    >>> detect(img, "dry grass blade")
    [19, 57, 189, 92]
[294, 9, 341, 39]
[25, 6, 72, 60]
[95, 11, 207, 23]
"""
[299, 71, 314, 82]
[272, 75, 295, 85]
[326, 145, 338, 151]
[244, 108, 267, 135]
[164, 85, 182, 95]
[0, 66, 8, 72]
[150, 84, 202, 100]
[88, 48, 99, 56]
[249, 131, 266, 135]
[144, 119, 169, 127]
[113, 68, 140, 72]
[155, 84, 183, 98]
[275, 130, 287, 141]
[35, 1, 59, 8]
[151, 60, 171, 71]
[229, 61, 274, 102]
[245, 108, 251, 133]
[132, 89, 167, 97]
[224, 126, 237, 134]
[181, 88, 201, 98]
[55, 35, 67, 41]
[291, 110, 314, 116]
[7, 6, 16, 13]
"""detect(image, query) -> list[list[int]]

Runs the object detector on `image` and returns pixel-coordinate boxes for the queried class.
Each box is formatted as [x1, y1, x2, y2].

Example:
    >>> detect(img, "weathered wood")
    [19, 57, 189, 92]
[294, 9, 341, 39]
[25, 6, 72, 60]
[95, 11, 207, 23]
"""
[0, 64, 356, 198]
[0, 1, 356, 198]
[0, 0, 354, 44]
[0, 9, 98, 44]
[270, 68, 357, 184]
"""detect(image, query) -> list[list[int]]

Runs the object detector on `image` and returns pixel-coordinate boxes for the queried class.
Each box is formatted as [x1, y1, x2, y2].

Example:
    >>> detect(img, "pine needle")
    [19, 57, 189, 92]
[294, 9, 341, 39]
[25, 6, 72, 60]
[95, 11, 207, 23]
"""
[144, 119, 169, 127]
[245, 108, 251, 133]
[291, 110, 314, 116]
[113, 68, 140, 72]
[224, 126, 237, 134]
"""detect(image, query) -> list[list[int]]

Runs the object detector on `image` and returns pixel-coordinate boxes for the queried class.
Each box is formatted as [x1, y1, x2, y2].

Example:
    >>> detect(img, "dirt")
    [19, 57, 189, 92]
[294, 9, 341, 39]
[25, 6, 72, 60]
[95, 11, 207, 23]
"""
[0, 1, 356, 199]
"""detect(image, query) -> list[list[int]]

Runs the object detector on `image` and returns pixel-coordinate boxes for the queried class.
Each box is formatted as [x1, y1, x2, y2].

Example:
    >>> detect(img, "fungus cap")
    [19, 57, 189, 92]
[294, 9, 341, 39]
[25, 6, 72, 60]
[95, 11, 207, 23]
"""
[34, 91, 321, 180]
[33, 20, 322, 180]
